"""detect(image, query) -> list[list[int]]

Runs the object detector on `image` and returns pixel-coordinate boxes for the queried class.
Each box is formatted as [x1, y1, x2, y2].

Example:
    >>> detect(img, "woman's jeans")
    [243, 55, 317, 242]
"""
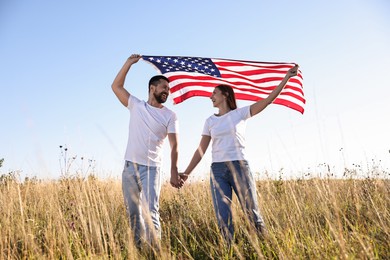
[210, 160, 265, 244]
[122, 161, 162, 248]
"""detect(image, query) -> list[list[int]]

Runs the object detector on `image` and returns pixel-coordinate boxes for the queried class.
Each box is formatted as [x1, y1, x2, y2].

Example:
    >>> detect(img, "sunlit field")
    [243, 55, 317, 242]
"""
[0, 169, 389, 259]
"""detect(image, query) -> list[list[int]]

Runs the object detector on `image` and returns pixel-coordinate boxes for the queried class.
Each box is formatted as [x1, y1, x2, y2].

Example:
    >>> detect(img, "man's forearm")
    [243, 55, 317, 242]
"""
[170, 149, 178, 173]
[112, 59, 132, 90]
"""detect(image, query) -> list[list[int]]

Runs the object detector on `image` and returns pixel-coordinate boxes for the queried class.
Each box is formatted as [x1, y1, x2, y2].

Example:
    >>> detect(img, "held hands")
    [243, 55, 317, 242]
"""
[170, 169, 185, 189]
[287, 64, 299, 78]
[169, 172, 190, 189]
[179, 172, 189, 182]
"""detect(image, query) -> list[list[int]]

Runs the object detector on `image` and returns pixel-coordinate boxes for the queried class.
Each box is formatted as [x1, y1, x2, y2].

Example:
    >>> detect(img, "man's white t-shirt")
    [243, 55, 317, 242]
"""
[202, 106, 251, 163]
[125, 95, 178, 167]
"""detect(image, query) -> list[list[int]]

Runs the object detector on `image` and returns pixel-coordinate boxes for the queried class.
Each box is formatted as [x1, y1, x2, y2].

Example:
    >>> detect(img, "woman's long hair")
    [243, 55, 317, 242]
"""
[216, 85, 237, 110]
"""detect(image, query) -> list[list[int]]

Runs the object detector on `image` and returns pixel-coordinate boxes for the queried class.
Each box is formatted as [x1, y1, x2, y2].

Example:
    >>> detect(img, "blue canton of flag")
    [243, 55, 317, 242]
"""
[143, 56, 221, 77]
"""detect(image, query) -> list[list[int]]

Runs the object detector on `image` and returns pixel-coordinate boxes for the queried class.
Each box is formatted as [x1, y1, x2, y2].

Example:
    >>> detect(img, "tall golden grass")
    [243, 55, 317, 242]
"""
[0, 172, 389, 259]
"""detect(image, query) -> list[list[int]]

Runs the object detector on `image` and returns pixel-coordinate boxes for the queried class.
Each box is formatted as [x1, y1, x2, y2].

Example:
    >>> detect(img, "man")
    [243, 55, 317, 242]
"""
[111, 54, 182, 249]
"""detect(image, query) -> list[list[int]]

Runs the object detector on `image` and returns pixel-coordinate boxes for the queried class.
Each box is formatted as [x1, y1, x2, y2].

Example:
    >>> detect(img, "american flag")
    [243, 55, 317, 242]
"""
[142, 55, 305, 114]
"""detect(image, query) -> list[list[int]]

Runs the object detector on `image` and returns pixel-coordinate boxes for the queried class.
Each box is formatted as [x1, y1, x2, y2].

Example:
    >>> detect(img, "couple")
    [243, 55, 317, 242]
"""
[111, 54, 299, 249]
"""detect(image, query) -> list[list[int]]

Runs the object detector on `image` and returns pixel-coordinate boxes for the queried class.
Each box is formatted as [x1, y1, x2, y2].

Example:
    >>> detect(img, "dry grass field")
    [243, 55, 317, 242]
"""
[0, 170, 389, 259]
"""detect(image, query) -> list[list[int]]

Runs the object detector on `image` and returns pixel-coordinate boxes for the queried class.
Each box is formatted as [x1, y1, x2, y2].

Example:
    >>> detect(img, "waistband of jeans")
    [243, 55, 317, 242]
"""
[211, 160, 248, 165]
[125, 160, 159, 169]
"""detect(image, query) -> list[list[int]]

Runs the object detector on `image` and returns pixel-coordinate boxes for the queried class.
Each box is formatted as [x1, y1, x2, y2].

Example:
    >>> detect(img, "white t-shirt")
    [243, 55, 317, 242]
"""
[202, 106, 251, 163]
[124, 95, 179, 167]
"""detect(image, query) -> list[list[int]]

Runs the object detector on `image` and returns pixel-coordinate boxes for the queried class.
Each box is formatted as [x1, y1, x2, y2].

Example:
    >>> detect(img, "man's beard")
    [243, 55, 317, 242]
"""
[154, 91, 168, 104]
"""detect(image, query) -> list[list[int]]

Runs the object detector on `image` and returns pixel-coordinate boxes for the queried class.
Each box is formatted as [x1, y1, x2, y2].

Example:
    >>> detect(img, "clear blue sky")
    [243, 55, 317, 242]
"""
[1, 0, 389, 180]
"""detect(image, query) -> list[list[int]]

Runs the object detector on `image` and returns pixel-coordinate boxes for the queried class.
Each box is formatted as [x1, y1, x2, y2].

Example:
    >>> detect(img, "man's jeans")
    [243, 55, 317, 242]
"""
[210, 160, 265, 244]
[122, 161, 161, 248]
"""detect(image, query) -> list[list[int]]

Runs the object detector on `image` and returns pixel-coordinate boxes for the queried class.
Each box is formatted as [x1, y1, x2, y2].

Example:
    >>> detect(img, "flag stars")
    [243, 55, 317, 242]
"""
[144, 56, 221, 77]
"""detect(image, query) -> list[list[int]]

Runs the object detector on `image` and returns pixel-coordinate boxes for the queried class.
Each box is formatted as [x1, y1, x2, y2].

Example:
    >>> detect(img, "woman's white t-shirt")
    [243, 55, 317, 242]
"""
[125, 95, 178, 167]
[202, 106, 251, 163]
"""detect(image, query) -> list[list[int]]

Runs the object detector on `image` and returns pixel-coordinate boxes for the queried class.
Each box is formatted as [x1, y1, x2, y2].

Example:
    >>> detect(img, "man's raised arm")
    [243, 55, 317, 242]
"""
[111, 54, 142, 107]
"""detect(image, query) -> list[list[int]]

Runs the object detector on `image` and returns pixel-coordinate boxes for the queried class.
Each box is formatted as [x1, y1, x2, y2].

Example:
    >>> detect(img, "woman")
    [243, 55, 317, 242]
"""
[180, 64, 299, 244]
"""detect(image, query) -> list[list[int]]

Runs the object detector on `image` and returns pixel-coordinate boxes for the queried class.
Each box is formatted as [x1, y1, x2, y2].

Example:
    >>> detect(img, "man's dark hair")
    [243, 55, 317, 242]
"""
[148, 75, 170, 92]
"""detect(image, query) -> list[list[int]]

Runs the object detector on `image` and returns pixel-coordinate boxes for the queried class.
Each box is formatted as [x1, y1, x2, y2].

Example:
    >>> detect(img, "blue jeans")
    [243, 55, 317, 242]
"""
[210, 160, 265, 244]
[122, 161, 162, 248]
